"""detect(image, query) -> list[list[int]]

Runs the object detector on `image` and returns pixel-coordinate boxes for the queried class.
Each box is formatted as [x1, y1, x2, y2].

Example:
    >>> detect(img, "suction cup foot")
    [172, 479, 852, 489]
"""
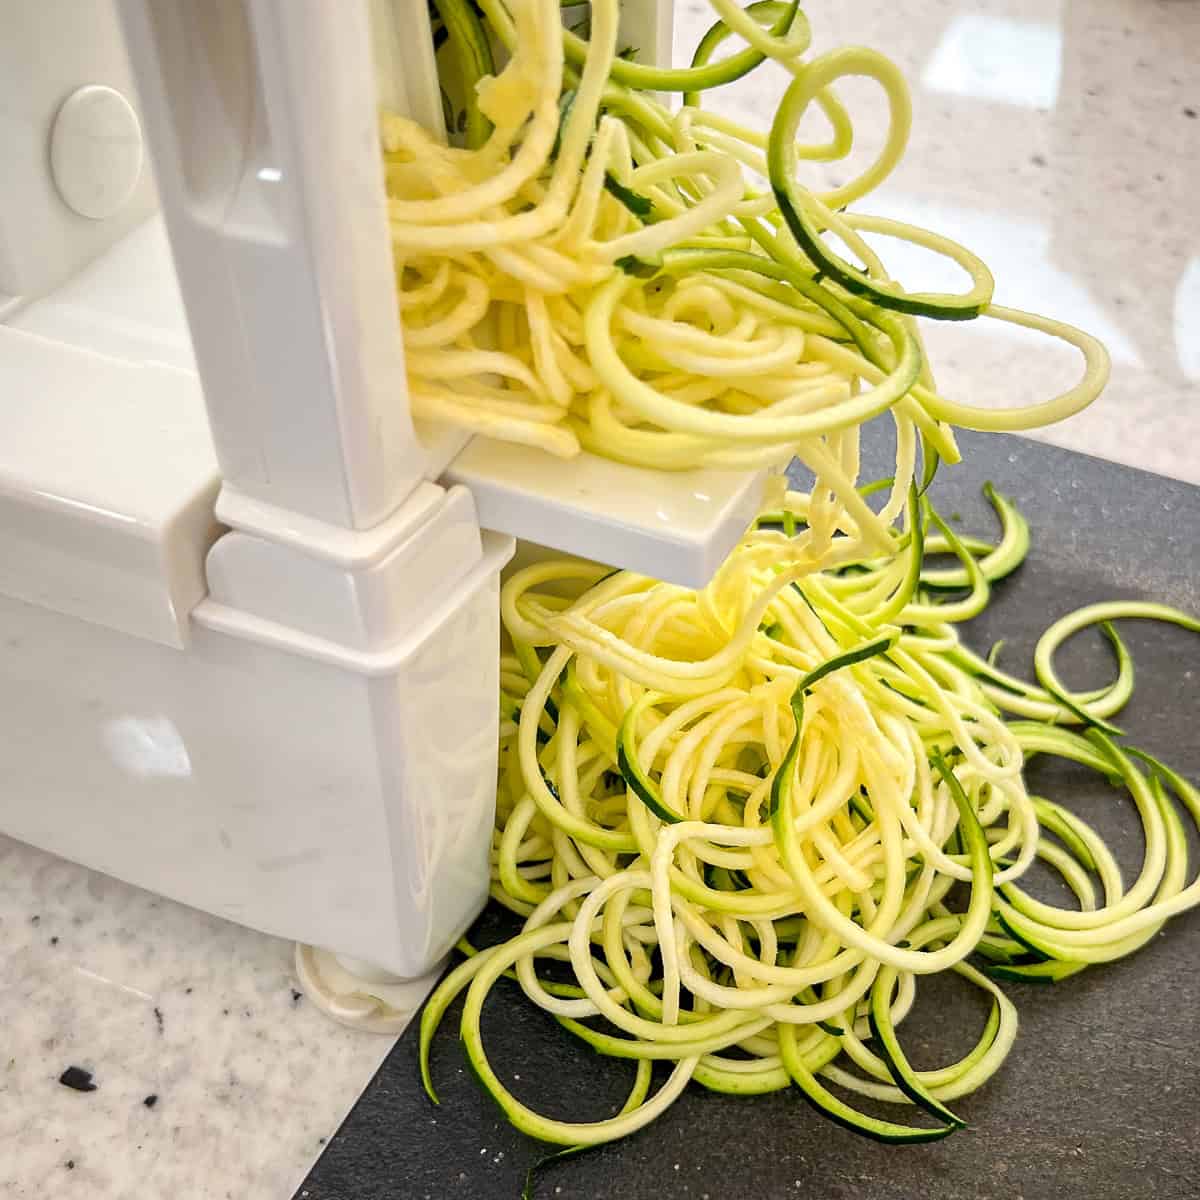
[294, 944, 445, 1034]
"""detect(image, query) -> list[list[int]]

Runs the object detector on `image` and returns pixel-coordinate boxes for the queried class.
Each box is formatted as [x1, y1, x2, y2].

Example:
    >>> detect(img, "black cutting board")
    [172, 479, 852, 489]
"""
[296, 430, 1200, 1200]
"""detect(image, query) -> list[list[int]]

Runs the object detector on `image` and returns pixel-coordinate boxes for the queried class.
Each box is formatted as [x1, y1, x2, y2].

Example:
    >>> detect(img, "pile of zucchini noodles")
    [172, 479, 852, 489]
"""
[408, 0, 1200, 1163]
[425, 478, 1200, 1147]
[386, 0, 1105, 486]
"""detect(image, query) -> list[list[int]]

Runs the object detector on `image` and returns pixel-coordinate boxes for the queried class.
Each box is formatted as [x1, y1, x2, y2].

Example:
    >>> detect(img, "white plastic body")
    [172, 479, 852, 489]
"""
[0, 325, 217, 648]
[116, 0, 428, 530]
[0, 0, 772, 985]
[0, 533, 510, 977]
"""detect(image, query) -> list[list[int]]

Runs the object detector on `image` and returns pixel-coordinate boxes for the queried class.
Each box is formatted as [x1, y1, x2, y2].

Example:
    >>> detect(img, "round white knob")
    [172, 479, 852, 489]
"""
[49, 85, 144, 221]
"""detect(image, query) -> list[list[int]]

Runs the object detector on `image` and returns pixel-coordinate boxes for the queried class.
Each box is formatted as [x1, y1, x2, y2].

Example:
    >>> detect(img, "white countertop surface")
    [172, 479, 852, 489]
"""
[3, 3, 1197, 1198]
[675, 0, 1200, 484]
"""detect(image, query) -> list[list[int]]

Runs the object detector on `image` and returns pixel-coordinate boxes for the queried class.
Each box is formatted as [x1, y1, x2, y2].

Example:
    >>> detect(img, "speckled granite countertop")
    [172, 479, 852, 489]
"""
[0, 836, 391, 1198]
[2, 2, 1197, 1198]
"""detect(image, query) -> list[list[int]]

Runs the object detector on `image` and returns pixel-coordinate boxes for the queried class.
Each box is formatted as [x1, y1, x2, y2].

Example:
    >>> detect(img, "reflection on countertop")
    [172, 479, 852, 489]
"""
[675, 0, 1200, 483]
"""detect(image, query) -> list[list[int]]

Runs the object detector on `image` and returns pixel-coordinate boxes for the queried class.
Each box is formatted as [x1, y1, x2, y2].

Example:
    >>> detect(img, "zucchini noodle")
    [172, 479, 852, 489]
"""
[421, 478, 1200, 1148]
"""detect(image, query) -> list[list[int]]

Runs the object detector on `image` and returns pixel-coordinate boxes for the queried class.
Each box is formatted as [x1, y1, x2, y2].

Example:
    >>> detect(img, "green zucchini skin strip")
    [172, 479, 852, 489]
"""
[431, 0, 495, 148]
[651, 246, 921, 381]
[556, 1013, 772, 1061]
[780, 1024, 956, 1143]
[1033, 799, 1099, 873]
[870, 485, 924, 624]
[420, 947, 502, 1104]
[830, 948, 1016, 1105]
[458, 923, 702, 1145]
[919, 434, 941, 494]
[902, 499, 990, 623]
[1039, 680, 1125, 737]
[626, 635, 896, 828]
[1128, 747, 1200, 826]
[683, 1, 810, 106]
[617, 694, 688, 824]
[983, 959, 1088, 985]
[766, 50, 993, 319]
[1007, 722, 1122, 777]
[522, 1060, 654, 1200]
[973, 933, 1034, 965]
[564, 0, 805, 93]
[995, 758, 1196, 966]
[768, 635, 898, 820]
[555, 91, 656, 218]
[920, 482, 1030, 589]
[991, 739, 1172, 961]
[1033, 603, 1200, 728]
[603, 173, 654, 217]
[948, 621, 1133, 727]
